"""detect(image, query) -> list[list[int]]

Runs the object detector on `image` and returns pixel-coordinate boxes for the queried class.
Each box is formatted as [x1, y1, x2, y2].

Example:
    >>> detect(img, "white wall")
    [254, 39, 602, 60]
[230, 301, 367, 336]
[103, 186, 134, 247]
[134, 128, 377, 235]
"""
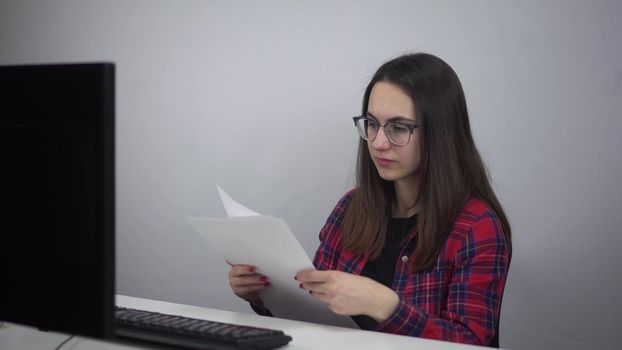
[1, 1, 620, 349]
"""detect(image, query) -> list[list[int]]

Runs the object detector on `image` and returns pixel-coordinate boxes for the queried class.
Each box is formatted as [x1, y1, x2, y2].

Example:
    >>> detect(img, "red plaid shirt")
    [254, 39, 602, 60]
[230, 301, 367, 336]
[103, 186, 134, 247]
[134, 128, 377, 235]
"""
[313, 190, 510, 346]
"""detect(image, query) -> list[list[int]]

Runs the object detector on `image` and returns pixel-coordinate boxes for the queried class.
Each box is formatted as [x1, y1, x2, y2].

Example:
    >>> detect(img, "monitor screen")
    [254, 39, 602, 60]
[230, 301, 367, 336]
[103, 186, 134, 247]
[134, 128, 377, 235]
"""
[0, 63, 115, 339]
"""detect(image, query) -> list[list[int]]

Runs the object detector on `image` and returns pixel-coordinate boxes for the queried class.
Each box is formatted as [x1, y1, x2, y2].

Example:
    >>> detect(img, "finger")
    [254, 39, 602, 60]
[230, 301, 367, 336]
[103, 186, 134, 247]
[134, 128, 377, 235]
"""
[231, 275, 269, 287]
[234, 283, 271, 296]
[295, 269, 329, 283]
[308, 289, 331, 303]
[299, 281, 327, 294]
[306, 292, 345, 316]
[327, 303, 347, 316]
[228, 264, 258, 278]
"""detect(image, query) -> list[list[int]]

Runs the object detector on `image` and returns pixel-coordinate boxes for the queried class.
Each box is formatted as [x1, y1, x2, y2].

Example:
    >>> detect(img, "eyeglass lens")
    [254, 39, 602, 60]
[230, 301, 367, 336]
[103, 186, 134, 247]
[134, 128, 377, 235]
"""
[355, 118, 411, 146]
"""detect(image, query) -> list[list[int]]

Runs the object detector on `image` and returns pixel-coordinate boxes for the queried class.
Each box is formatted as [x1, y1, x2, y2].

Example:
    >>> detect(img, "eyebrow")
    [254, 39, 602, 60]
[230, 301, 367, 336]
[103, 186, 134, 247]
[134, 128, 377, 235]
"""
[366, 112, 416, 124]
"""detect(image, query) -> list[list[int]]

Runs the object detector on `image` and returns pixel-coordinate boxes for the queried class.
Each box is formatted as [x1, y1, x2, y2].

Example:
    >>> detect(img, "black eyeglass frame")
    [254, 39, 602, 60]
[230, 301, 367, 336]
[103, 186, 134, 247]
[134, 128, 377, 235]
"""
[352, 115, 420, 146]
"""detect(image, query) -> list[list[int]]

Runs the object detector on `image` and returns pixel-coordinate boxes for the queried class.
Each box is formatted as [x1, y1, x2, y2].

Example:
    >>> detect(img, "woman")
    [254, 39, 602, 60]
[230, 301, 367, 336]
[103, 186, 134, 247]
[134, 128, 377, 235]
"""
[228, 53, 511, 347]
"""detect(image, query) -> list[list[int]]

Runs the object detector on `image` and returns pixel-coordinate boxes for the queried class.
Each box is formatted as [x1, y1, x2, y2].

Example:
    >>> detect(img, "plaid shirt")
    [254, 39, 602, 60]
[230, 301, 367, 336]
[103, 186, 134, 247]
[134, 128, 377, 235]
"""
[313, 190, 510, 346]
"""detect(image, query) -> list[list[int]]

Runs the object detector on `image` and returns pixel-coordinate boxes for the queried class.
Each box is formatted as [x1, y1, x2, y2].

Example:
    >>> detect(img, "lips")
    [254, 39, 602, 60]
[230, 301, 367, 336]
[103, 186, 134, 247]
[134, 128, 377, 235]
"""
[375, 157, 395, 167]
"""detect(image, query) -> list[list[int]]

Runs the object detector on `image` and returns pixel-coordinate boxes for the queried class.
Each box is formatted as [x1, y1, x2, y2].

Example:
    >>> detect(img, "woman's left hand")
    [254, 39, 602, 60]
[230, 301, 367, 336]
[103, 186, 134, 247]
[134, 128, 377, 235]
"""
[295, 269, 400, 322]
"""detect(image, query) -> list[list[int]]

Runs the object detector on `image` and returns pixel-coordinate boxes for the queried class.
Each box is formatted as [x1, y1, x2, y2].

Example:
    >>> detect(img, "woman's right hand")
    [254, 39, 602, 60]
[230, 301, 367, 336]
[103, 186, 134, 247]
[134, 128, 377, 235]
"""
[227, 263, 271, 306]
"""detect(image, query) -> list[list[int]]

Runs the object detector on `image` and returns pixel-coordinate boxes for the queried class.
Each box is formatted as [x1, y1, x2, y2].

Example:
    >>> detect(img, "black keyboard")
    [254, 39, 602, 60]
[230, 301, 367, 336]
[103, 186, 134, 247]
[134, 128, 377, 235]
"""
[114, 306, 292, 350]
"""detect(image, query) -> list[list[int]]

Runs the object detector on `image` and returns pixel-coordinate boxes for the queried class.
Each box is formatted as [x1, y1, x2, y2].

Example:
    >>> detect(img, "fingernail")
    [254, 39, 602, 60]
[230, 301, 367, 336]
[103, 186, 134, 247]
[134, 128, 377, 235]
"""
[248, 266, 255, 273]
[260, 276, 268, 282]
[299, 283, 304, 289]
[264, 282, 271, 287]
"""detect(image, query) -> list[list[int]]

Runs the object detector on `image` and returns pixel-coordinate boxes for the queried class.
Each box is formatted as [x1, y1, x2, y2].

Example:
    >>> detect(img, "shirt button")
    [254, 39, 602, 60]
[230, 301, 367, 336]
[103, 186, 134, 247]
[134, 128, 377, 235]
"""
[401, 255, 409, 263]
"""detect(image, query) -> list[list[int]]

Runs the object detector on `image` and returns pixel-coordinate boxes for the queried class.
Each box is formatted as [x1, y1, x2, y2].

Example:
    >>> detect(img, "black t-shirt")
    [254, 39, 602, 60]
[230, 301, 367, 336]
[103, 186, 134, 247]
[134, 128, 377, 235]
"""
[352, 215, 417, 330]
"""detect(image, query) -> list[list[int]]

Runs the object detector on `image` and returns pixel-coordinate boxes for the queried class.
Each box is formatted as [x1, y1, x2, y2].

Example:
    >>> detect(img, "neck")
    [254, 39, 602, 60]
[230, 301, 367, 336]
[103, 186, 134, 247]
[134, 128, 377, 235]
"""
[392, 175, 420, 218]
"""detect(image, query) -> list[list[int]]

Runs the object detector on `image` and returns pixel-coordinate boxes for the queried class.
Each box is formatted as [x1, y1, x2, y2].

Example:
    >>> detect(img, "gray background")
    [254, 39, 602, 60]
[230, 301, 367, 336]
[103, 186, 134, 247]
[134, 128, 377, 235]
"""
[1, 1, 621, 349]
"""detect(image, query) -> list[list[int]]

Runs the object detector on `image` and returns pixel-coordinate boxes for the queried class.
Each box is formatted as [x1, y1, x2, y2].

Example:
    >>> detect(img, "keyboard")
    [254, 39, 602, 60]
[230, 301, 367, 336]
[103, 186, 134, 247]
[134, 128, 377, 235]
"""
[114, 306, 292, 350]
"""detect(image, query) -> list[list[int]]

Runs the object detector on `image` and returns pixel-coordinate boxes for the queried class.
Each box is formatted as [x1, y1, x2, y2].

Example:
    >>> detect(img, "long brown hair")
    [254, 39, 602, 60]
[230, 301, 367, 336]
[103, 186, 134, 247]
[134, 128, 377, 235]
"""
[341, 53, 512, 271]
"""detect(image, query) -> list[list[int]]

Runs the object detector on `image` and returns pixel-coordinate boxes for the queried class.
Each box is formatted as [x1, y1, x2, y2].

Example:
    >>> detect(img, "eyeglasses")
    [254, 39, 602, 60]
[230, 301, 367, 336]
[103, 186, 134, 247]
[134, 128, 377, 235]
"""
[352, 116, 419, 146]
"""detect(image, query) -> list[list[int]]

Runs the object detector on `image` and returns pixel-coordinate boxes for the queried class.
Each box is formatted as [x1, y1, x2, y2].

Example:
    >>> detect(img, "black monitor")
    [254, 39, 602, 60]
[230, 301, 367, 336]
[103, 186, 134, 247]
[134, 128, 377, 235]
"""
[0, 63, 115, 339]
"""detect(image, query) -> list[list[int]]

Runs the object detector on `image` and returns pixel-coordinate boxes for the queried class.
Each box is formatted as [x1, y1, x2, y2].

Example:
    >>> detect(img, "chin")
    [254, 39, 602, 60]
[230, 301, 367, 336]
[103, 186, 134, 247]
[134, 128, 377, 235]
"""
[376, 167, 420, 183]
[376, 169, 400, 182]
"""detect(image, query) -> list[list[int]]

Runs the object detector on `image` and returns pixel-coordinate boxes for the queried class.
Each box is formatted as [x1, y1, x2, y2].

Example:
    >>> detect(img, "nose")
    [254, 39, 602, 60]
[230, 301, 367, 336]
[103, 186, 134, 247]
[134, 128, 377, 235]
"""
[370, 126, 391, 150]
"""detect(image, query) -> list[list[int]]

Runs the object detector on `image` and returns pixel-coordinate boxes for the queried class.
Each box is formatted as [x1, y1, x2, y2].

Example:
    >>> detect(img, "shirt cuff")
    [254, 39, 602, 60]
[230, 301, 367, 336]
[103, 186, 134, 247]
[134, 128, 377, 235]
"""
[375, 299, 426, 336]
[250, 302, 273, 317]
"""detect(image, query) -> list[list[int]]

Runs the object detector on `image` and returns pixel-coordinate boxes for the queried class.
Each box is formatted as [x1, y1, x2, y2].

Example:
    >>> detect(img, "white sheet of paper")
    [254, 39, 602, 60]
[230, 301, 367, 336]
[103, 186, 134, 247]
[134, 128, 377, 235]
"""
[217, 186, 259, 217]
[187, 188, 357, 328]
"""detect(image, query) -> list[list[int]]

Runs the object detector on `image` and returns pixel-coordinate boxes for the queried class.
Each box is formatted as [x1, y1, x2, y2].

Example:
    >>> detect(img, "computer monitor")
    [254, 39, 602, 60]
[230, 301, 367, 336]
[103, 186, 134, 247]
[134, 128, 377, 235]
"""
[0, 63, 115, 339]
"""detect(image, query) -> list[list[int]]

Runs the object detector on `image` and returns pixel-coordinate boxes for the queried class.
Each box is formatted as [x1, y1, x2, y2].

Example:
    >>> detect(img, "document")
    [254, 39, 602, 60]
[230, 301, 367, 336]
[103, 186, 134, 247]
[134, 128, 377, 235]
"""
[187, 187, 357, 328]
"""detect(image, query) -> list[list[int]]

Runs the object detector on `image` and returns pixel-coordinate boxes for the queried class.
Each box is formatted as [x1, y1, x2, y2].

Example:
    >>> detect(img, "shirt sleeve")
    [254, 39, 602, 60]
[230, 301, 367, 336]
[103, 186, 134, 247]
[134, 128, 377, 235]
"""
[250, 302, 274, 317]
[313, 190, 355, 271]
[376, 212, 510, 346]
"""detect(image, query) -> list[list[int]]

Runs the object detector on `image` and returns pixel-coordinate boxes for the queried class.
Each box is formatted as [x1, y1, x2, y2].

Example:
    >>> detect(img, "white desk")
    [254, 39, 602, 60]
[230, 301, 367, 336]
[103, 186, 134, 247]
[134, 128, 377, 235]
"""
[0, 295, 488, 350]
